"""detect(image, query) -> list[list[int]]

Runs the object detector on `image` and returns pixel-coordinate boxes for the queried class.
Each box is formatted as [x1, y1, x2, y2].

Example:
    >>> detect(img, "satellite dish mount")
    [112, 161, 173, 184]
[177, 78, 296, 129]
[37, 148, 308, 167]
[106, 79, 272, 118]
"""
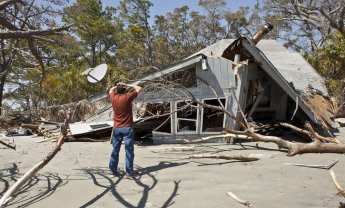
[81, 63, 108, 83]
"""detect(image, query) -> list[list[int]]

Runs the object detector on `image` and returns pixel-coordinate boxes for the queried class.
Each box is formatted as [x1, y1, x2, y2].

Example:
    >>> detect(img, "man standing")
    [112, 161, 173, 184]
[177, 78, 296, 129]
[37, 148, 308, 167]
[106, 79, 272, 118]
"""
[108, 82, 142, 177]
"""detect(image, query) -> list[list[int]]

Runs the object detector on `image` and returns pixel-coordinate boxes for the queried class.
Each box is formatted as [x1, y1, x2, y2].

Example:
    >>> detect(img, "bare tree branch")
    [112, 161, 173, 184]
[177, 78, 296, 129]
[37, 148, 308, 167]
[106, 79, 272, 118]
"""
[266, 0, 345, 51]
[236, 128, 345, 156]
[280, 122, 340, 143]
[188, 154, 259, 162]
[0, 25, 71, 39]
[227, 192, 255, 208]
[0, 0, 23, 11]
[0, 16, 19, 30]
[329, 169, 345, 197]
[0, 137, 16, 150]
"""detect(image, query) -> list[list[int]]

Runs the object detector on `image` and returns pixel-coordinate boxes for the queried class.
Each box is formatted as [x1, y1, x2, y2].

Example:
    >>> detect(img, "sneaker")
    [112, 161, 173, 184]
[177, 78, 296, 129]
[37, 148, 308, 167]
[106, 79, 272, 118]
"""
[125, 171, 139, 179]
[109, 172, 121, 178]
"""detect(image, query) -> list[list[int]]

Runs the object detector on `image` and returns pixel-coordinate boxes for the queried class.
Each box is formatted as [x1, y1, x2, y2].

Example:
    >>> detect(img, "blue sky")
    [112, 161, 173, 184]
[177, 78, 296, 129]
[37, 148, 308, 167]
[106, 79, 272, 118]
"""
[140, 0, 257, 16]
[101, 0, 258, 24]
[153, 0, 257, 17]
[38, 0, 259, 25]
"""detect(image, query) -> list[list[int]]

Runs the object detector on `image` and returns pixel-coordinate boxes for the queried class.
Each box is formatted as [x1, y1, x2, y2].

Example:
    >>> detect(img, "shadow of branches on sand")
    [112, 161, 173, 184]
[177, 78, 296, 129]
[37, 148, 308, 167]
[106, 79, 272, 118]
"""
[79, 161, 187, 208]
[0, 163, 68, 207]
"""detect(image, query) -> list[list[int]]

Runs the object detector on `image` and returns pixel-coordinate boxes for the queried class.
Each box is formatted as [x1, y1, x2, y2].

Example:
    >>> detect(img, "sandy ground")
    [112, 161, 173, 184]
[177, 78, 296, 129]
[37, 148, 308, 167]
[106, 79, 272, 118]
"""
[1, 128, 345, 208]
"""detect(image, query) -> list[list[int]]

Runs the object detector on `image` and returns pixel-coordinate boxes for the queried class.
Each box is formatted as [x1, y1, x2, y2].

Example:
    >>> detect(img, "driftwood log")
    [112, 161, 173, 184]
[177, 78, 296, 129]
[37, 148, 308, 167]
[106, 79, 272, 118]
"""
[22, 121, 64, 139]
[184, 133, 251, 143]
[184, 124, 345, 157]
[330, 169, 345, 197]
[0, 120, 68, 207]
[0, 137, 15, 150]
[21, 124, 39, 130]
[227, 192, 255, 208]
[227, 128, 345, 156]
[189, 154, 259, 162]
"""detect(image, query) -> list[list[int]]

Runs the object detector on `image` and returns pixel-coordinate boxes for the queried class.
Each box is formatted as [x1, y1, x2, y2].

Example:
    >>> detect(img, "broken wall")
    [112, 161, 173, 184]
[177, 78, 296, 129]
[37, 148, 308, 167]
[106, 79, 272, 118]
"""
[39, 97, 110, 123]
[247, 66, 288, 121]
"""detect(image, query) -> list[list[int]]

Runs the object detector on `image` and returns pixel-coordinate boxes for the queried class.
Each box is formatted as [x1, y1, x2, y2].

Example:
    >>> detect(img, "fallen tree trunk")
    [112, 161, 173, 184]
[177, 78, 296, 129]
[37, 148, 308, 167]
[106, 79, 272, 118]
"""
[280, 122, 339, 144]
[38, 120, 63, 125]
[230, 129, 345, 157]
[188, 154, 259, 162]
[178, 133, 252, 144]
[0, 137, 15, 150]
[183, 126, 345, 156]
[21, 124, 39, 131]
[0, 120, 68, 207]
[285, 142, 345, 156]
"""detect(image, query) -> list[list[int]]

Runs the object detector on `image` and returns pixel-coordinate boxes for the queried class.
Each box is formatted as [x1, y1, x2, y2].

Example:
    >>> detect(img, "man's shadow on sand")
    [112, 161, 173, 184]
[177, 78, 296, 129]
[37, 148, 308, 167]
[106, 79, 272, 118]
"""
[78, 161, 188, 208]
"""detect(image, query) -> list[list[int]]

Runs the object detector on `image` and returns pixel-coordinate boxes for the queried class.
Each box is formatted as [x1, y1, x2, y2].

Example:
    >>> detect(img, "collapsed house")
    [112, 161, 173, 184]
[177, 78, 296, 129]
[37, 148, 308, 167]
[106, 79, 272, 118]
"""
[69, 24, 336, 144]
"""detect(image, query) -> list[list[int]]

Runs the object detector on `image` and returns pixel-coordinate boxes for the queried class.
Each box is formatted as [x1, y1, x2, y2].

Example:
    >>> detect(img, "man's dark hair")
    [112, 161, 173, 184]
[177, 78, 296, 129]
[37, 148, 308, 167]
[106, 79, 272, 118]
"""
[116, 85, 126, 94]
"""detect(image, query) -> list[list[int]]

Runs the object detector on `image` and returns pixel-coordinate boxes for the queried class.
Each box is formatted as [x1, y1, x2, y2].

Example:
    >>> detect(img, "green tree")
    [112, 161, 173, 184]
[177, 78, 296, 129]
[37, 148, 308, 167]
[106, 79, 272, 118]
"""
[153, 6, 207, 69]
[42, 64, 90, 105]
[0, 0, 70, 113]
[63, 0, 119, 68]
[116, 25, 147, 71]
[198, 0, 226, 44]
[223, 2, 279, 40]
[5, 34, 82, 108]
[308, 32, 345, 102]
[59, 0, 129, 103]
[117, 0, 154, 68]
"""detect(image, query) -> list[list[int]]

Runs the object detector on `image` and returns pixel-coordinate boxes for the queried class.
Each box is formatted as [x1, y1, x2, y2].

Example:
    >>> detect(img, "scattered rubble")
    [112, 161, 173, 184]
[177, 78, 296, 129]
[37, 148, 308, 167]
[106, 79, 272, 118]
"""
[336, 118, 345, 127]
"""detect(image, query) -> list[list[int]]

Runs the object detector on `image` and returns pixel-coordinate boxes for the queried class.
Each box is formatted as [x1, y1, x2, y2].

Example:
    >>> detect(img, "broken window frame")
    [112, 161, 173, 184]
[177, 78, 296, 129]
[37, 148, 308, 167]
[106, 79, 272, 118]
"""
[175, 100, 199, 135]
[200, 98, 227, 134]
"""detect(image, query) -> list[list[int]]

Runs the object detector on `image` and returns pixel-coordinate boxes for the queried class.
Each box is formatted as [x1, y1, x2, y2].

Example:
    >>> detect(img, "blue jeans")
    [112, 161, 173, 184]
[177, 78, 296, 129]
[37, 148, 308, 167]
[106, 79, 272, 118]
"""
[109, 126, 135, 174]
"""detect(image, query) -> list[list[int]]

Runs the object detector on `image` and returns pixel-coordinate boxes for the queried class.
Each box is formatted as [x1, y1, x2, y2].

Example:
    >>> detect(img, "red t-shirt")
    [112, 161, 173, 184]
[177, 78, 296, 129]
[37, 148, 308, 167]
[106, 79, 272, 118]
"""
[109, 91, 138, 127]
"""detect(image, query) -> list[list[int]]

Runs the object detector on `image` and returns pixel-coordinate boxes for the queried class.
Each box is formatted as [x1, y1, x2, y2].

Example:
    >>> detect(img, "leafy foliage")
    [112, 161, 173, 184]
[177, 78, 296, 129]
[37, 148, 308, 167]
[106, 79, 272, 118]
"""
[1, 0, 344, 114]
[63, 0, 120, 67]
[263, 0, 345, 53]
[308, 32, 345, 99]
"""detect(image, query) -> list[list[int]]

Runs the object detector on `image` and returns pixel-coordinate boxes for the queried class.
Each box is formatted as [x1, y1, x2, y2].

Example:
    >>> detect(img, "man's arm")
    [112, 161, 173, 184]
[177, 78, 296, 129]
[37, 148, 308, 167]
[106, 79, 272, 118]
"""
[125, 83, 142, 94]
[108, 86, 116, 95]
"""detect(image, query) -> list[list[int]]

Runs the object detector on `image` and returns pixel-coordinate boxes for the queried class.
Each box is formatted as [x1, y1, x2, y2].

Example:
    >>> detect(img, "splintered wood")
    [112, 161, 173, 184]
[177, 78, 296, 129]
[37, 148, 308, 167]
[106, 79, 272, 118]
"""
[300, 89, 335, 130]
[227, 192, 255, 208]
[330, 169, 345, 197]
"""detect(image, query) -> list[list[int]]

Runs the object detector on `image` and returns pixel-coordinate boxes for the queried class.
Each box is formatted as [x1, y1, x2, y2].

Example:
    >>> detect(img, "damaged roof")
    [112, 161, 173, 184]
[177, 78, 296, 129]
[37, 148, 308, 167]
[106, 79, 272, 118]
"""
[189, 38, 335, 129]
[255, 40, 328, 96]
[190, 39, 328, 96]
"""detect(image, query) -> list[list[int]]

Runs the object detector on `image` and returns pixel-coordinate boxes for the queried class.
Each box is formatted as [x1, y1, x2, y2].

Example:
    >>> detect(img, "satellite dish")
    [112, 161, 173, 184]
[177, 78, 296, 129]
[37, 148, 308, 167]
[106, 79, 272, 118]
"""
[81, 64, 108, 83]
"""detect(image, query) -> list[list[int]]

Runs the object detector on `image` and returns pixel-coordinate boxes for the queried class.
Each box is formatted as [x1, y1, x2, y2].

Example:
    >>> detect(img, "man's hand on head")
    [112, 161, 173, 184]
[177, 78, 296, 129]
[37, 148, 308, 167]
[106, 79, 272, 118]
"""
[117, 82, 127, 87]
